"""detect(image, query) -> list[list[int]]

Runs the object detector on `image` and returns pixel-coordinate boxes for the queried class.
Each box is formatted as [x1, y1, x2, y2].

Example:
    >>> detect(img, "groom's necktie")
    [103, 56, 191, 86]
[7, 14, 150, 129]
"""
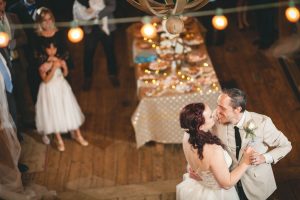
[234, 126, 242, 159]
[0, 55, 13, 93]
[234, 128, 248, 200]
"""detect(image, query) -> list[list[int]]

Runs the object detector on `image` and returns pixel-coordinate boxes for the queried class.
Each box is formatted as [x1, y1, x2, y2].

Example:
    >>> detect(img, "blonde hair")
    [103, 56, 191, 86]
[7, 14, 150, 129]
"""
[35, 7, 57, 35]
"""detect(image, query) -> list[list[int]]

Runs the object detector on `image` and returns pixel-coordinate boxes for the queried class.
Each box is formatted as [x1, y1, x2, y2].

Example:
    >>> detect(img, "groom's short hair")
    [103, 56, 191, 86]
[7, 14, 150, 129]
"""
[223, 88, 247, 112]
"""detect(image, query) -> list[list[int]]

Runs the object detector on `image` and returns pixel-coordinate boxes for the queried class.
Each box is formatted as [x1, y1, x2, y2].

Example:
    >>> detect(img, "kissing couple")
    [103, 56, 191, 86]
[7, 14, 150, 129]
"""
[176, 88, 292, 200]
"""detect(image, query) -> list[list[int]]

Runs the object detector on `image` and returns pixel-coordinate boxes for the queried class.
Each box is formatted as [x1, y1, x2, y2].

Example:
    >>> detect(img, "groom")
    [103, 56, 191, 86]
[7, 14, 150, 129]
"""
[191, 88, 292, 200]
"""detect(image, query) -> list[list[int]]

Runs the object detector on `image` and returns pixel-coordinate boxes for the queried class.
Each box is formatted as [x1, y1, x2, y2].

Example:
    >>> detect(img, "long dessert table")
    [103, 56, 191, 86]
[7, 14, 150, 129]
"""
[127, 17, 221, 148]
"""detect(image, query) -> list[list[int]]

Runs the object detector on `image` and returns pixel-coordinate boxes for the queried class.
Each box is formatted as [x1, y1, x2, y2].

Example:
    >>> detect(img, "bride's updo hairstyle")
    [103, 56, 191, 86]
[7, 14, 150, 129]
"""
[180, 103, 224, 160]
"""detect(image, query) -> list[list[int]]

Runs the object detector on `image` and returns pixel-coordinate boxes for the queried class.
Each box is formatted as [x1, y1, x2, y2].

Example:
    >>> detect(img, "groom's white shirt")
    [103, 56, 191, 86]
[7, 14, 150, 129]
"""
[212, 110, 292, 200]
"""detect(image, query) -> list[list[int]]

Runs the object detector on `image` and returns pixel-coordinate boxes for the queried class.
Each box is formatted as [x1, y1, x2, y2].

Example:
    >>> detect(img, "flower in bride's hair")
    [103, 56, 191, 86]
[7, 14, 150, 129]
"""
[243, 120, 257, 140]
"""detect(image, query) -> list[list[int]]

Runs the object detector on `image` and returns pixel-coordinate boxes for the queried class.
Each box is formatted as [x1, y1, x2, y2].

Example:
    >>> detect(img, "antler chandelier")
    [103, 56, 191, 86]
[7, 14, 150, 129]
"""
[127, 0, 209, 16]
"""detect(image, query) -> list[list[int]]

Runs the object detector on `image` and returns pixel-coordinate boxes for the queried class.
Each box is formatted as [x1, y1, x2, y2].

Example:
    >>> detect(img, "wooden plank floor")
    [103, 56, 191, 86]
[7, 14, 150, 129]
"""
[22, 22, 300, 199]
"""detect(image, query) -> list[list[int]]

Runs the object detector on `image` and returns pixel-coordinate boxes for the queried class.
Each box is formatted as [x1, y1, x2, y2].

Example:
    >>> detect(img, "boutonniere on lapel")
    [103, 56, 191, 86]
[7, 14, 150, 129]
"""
[243, 119, 257, 141]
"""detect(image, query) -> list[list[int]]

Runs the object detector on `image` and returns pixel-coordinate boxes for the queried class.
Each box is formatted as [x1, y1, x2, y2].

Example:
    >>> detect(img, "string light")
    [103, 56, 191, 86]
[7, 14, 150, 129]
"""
[212, 8, 228, 30]
[0, 32, 9, 48]
[140, 16, 157, 39]
[141, 23, 157, 39]
[1, 2, 298, 33]
[0, 3, 296, 44]
[285, 1, 300, 23]
[68, 26, 84, 43]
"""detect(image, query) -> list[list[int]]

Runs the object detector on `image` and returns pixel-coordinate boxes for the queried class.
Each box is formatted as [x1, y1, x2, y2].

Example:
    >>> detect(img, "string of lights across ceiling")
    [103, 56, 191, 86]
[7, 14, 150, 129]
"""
[0, 0, 298, 46]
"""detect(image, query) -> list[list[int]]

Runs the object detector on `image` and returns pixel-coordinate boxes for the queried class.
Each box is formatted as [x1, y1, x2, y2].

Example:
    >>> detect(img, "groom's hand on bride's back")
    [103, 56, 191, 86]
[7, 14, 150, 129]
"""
[189, 167, 202, 181]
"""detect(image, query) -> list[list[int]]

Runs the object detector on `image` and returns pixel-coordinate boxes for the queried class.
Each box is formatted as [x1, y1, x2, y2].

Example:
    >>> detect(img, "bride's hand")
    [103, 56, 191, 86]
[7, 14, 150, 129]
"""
[250, 150, 266, 165]
[241, 147, 253, 165]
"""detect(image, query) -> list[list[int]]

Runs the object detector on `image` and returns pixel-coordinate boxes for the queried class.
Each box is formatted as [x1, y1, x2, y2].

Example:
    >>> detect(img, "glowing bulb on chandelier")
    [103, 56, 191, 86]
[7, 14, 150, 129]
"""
[212, 8, 228, 30]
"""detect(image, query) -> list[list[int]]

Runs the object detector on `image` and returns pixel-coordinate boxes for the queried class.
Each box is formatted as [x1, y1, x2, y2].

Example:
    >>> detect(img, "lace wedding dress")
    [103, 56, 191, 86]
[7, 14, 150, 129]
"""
[176, 141, 239, 200]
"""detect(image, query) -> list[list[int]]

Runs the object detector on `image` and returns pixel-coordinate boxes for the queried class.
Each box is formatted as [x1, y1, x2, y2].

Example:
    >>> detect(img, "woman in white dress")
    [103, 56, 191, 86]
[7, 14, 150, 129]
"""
[35, 41, 88, 151]
[177, 103, 252, 200]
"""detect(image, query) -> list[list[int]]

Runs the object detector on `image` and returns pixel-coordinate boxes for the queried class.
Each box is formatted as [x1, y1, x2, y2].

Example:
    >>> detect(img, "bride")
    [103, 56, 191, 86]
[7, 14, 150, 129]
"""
[177, 103, 252, 200]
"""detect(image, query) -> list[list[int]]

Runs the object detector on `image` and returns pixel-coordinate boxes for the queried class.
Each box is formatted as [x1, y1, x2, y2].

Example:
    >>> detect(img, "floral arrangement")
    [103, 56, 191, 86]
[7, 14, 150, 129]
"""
[243, 120, 257, 141]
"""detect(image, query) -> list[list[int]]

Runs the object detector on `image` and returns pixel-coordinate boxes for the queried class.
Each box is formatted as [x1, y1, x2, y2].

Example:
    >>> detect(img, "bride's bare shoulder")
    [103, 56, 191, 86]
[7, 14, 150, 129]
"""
[203, 144, 223, 155]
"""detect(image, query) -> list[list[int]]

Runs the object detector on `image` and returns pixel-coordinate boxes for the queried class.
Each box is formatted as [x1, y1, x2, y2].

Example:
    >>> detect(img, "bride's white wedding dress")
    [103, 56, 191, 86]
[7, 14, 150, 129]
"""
[176, 149, 239, 200]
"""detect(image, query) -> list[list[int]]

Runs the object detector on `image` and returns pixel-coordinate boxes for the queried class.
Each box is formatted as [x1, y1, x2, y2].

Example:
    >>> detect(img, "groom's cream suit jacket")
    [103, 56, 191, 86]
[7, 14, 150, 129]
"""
[212, 110, 292, 200]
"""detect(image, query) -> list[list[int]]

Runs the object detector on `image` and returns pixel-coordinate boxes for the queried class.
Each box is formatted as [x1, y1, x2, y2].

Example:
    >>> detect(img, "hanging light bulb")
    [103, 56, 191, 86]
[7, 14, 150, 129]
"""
[141, 24, 157, 38]
[212, 8, 228, 30]
[0, 32, 9, 48]
[286, 7, 299, 22]
[140, 16, 157, 39]
[285, 1, 299, 23]
[68, 22, 84, 43]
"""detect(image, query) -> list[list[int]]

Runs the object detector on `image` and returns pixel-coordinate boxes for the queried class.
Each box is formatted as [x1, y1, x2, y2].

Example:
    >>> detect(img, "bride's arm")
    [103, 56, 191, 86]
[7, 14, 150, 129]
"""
[207, 144, 251, 189]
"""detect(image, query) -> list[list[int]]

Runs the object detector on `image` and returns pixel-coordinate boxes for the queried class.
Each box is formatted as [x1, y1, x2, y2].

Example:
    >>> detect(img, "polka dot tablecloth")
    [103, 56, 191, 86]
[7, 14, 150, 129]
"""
[132, 90, 220, 148]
